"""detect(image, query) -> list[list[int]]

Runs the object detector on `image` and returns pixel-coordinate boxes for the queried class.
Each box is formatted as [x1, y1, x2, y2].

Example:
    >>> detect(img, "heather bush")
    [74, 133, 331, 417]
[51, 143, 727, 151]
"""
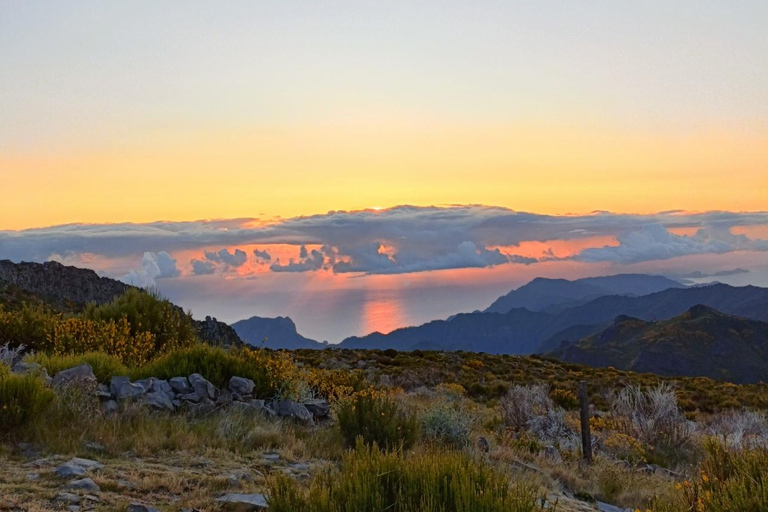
[420, 399, 476, 448]
[337, 392, 418, 450]
[268, 439, 540, 512]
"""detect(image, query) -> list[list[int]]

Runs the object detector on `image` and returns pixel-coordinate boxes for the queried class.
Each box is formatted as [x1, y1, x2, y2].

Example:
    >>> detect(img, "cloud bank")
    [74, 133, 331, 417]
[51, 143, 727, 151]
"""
[2, 206, 768, 276]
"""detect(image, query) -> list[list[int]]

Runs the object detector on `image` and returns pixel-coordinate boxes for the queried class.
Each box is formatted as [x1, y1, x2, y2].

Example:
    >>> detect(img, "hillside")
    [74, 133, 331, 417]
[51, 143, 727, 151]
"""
[485, 274, 683, 314]
[342, 283, 768, 355]
[549, 305, 768, 384]
[0, 260, 243, 347]
[232, 315, 326, 349]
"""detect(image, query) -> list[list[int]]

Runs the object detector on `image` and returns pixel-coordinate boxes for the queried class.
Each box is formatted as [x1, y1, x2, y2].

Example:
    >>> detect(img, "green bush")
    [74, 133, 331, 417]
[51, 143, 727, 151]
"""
[268, 439, 540, 512]
[336, 393, 418, 450]
[27, 352, 129, 384]
[0, 372, 55, 435]
[83, 288, 196, 355]
[420, 400, 476, 448]
[0, 303, 60, 351]
[132, 344, 291, 398]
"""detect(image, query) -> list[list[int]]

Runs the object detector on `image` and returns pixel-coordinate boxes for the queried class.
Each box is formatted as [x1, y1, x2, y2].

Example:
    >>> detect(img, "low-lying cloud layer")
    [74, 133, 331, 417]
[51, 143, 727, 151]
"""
[2, 206, 768, 282]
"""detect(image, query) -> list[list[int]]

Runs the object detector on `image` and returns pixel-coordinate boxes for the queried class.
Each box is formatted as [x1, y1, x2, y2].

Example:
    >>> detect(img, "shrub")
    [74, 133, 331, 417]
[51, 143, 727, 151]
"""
[0, 372, 55, 435]
[0, 304, 59, 351]
[611, 383, 693, 451]
[133, 344, 297, 398]
[336, 392, 418, 450]
[0, 342, 25, 367]
[420, 399, 476, 448]
[707, 410, 768, 449]
[500, 384, 554, 432]
[27, 352, 129, 384]
[83, 288, 196, 356]
[268, 439, 540, 512]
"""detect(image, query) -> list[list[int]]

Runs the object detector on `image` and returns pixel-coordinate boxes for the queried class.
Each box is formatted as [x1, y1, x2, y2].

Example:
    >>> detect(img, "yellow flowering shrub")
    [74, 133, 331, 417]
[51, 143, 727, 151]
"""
[46, 317, 156, 366]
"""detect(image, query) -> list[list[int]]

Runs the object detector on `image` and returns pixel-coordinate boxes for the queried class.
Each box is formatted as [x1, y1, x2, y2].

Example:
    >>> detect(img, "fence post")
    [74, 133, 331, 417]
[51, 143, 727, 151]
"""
[579, 381, 592, 464]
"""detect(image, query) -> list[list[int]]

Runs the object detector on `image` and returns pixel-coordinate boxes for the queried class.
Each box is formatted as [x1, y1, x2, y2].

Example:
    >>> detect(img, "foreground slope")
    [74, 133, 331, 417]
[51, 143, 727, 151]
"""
[549, 305, 768, 383]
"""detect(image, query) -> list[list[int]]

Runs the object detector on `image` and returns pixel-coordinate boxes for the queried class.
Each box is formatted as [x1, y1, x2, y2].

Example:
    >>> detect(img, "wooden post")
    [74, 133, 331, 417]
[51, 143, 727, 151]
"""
[579, 381, 592, 464]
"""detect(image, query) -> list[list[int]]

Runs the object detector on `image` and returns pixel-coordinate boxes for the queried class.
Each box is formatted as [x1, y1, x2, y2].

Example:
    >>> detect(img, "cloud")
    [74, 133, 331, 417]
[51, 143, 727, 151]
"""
[204, 248, 248, 268]
[674, 268, 750, 279]
[121, 251, 180, 287]
[253, 249, 272, 262]
[2, 206, 768, 276]
[191, 259, 215, 275]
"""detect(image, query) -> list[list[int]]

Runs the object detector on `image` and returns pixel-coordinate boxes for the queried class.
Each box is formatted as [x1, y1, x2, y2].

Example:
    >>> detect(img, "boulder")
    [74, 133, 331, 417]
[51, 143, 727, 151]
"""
[67, 457, 103, 470]
[215, 493, 269, 511]
[62, 477, 100, 493]
[103, 400, 118, 413]
[143, 391, 175, 411]
[52, 364, 97, 389]
[113, 380, 145, 401]
[55, 464, 86, 478]
[53, 493, 81, 505]
[127, 504, 161, 512]
[188, 373, 217, 400]
[109, 376, 130, 396]
[96, 384, 112, 399]
[228, 376, 255, 397]
[270, 400, 314, 425]
[133, 378, 154, 392]
[302, 399, 330, 419]
[169, 376, 193, 394]
[11, 362, 50, 384]
[216, 390, 234, 407]
[150, 378, 174, 397]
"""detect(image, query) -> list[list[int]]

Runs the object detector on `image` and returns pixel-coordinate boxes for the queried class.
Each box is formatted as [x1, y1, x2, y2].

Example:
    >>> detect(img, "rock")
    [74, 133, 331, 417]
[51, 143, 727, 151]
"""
[67, 457, 103, 470]
[270, 399, 314, 425]
[12, 362, 51, 384]
[55, 463, 86, 478]
[169, 376, 193, 394]
[25, 457, 52, 467]
[53, 492, 81, 505]
[133, 378, 154, 392]
[261, 452, 280, 462]
[477, 436, 491, 453]
[143, 391, 175, 411]
[180, 392, 201, 403]
[68, 506, 81, 512]
[26, 473, 39, 481]
[540, 445, 562, 463]
[150, 378, 174, 396]
[127, 503, 161, 512]
[290, 463, 310, 472]
[117, 479, 136, 491]
[189, 373, 217, 400]
[96, 384, 112, 399]
[215, 493, 269, 511]
[52, 364, 97, 389]
[216, 390, 234, 407]
[86, 442, 106, 453]
[112, 378, 145, 401]
[226, 469, 254, 487]
[62, 477, 100, 492]
[228, 376, 255, 397]
[103, 400, 118, 413]
[294, 472, 310, 482]
[302, 399, 330, 419]
[596, 502, 631, 512]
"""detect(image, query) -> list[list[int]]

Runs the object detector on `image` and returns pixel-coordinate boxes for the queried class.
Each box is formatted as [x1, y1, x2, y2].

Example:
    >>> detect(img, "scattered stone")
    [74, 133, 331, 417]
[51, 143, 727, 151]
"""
[294, 472, 310, 482]
[261, 452, 280, 462]
[144, 391, 175, 411]
[113, 379, 146, 401]
[216, 493, 269, 511]
[62, 477, 100, 492]
[117, 479, 136, 491]
[188, 373, 217, 400]
[85, 442, 106, 453]
[53, 364, 97, 389]
[596, 502, 631, 512]
[26, 473, 39, 481]
[55, 463, 86, 478]
[228, 376, 255, 396]
[67, 457, 103, 470]
[302, 399, 330, 419]
[290, 463, 310, 472]
[127, 503, 161, 512]
[53, 492, 81, 505]
[103, 400, 118, 413]
[169, 376, 193, 394]
[270, 399, 314, 425]
[25, 457, 51, 468]
[226, 469, 254, 487]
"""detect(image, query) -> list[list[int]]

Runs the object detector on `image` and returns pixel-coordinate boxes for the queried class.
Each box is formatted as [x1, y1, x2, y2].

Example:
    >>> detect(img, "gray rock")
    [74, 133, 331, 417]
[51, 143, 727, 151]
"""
[261, 452, 280, 462]
[55, 463, 86, 478]
[150, 378, 174, 396]
[113, 379, 146, 401]
[270, 399, 314, 425]
[103, 400, 118, 413]
[216, 390, 233, 407]
[117, 479, 136, 491]
[294, 472, 310, 482]
[215, 493, 269, 511]
[228, 376, 255, 396]
[52, 364, 97, 389]
[143, 391, 175, 411]
[110, 376, 130, 396]
[596, 502, 631, 512]
[290, 463, 310, 472]
[226, 469, 254, 487]
[12, 362, 50, 384]
[133, 378, 153, 392]
[68, 506, 81, 512]
[169, 376, 193, 394]
[67, 457, 103, 470]
[127, 503, 161, 512]
[188, 373, 217, 400]
[180, 392, 201, 403]
[302, 399, 330, 418]
[62, 477, 100, 492]
[96, 384, 112, 399]
[86, 442, 106, 453]
[53, 493, 81, 505]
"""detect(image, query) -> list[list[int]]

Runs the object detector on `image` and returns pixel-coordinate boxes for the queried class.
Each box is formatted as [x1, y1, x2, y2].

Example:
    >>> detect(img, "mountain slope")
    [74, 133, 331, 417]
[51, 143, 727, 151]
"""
[0, 259, 243, 347]
[549, 305, 768, 384]
[232, 315, 326, 349]
[485, 274, 683, 314]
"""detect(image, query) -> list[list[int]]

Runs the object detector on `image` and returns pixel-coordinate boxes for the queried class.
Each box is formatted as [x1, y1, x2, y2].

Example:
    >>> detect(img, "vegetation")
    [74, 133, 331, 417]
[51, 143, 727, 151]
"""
[268, 439, 540, 512]
[0, 369, 54, 435]
[337, 392, 418, 450]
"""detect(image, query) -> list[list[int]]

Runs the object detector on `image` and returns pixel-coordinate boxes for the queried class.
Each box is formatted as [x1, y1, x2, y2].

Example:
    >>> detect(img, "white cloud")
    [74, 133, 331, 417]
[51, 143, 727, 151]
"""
[121, 251, 179, 287]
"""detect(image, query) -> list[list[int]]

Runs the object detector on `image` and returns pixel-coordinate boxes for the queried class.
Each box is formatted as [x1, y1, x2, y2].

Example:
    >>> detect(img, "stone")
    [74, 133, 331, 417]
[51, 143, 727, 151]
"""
[596, 502, 631, 512]
[290, 463, 310, 472]
[215, 493, 269, 511]
[112, 378, 145, 401]
[143, 391, 175, 411]
[302, 399, 330, 419]
[127, 503, 161, 512]
[26, 473, 39, 481]
[294, 472, 310, 482]
[216, 389, 234, 407]
[103, 400, 118, 413]
[180, 392, 201, 403]
[55, 463, 86, 478]
[270, 399, 314, 425]
[96, 384, 112, 399]
[169, 376, 193, 394]
[228, 376, 255, 396]
[133, 378, 154, 392]
[52, 364, 97, 389]
[63, 477, 100, 492]
[117, 479, 136, 491]
[261, 452, 280, 462]
[150, 378, 174, 396]
[67, 457, 103, 470]
[68, 506, 81, 512]
[188, 373, 217, 400]
[86, 442, 106, 453]
[226, 469, 254, 487]
[53, 493, 81, 505]
[12, 362, 50, 383]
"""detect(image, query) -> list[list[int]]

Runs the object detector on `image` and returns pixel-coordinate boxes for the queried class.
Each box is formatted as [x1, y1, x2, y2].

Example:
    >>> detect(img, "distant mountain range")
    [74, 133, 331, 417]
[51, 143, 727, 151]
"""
[548, 305, 768, 383]
[339, 276, 768, 356]
[231, 315, 326, 350]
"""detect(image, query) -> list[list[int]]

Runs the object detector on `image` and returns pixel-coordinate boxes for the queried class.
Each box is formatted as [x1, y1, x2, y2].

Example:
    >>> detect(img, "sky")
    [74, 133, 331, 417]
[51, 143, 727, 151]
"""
[1, 2, 767, 341]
